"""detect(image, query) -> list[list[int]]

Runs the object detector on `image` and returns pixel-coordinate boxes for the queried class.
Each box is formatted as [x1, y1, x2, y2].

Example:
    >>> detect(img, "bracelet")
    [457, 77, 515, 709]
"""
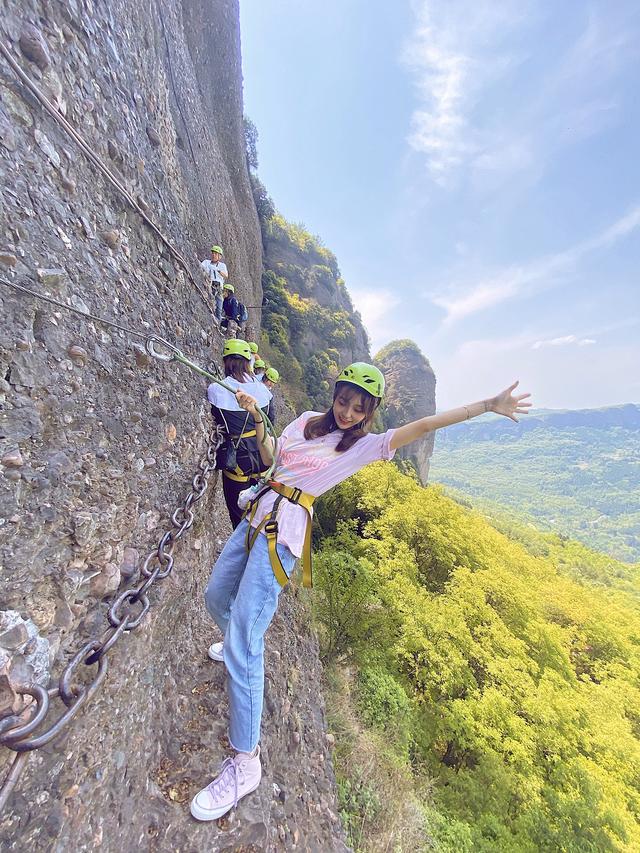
[254, 418, 264, 425]
[463, 405, 471, 420]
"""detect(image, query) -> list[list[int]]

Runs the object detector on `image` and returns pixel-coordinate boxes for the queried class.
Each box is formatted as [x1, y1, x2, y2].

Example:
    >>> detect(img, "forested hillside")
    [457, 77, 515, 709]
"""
[246, 121, 640, 853]
[258, 213, 370, 412]
[430, 406, 640, 562]
[311, 464, 640, 852]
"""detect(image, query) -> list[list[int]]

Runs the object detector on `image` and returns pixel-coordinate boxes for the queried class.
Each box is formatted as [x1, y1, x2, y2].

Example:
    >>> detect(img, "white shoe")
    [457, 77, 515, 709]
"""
[208, 641, 224, 662]
[190, 748, 262, 821]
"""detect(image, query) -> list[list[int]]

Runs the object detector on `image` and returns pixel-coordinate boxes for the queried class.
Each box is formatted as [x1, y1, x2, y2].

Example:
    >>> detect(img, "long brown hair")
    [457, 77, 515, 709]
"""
[304, 381, 380, 452]
[224, 355, 250, 382]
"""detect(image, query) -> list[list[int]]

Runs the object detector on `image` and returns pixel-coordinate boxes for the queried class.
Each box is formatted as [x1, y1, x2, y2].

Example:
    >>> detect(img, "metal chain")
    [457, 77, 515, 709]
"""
[0, 425, 224, 808]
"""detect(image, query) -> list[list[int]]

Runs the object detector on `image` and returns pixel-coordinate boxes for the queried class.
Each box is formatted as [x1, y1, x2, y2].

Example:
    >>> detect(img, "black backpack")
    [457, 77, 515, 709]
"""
[236, 302, 249, 324]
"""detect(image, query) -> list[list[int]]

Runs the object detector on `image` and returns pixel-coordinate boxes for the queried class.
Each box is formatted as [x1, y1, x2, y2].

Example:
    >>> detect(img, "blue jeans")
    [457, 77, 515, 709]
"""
[204, 519, 296, 751]
[214, 294, 223, 323]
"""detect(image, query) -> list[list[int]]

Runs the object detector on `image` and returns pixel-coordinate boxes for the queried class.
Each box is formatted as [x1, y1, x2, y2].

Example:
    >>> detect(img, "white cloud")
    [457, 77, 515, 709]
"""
[350, 287, 402, 352]
[430, 204, 640, 324]
[403, 2, 639, 189]
[432, 336, 640, 410]
[402, 1, 535, 185]
[531, 335, 596, 350]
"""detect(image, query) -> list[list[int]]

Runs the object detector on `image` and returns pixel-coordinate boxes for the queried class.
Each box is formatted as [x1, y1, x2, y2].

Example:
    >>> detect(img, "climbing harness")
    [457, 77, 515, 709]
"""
[243, 481, 316, 589]
[216, 410, 268, 483]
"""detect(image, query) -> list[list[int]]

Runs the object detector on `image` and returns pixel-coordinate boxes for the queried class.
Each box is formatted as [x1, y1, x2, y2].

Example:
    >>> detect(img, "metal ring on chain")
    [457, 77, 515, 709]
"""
[84, 619, 131, 666]
[140, 545, 173, 581]
[133, 564, 163, 599]
[10, 676, 105, 753]
[0, 685, 50, 745]
[108, 589, 151, 629]
[171, 505, 195, 535]
[59, 641, 108, 706]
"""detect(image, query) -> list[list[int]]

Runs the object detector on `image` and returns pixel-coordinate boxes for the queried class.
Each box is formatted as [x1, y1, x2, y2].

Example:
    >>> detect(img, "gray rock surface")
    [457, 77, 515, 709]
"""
[376, 339, 437, 483]
[0, 1, 347, 849]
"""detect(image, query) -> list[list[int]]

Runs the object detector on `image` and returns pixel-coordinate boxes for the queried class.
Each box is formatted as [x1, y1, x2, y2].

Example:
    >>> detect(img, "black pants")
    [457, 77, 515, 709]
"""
[222, 472, 261, 529]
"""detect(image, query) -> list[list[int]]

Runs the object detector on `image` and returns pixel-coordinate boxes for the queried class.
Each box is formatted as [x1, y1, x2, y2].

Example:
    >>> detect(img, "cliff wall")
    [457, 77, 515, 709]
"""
[0, 2, 345, 850]
[375, 340, 436, 484]
[260, 214, 370, 412]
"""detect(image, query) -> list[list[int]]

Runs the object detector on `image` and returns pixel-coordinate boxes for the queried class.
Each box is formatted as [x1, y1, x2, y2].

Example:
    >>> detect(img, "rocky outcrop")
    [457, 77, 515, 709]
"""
[376, 340, 436, 484]
[0, 1, 346, 849]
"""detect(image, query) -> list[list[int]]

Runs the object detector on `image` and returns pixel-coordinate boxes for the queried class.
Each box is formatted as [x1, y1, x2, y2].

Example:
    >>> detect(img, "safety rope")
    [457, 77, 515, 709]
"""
[0, 40, 212, 312]
[0, 277, 153, 342]
[0, 276, 278, 472]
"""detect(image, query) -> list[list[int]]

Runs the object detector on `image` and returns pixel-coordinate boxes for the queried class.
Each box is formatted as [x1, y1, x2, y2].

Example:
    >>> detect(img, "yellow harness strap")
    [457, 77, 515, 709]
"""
[223, 469, 251, 483]
[244, 481, 316, 588]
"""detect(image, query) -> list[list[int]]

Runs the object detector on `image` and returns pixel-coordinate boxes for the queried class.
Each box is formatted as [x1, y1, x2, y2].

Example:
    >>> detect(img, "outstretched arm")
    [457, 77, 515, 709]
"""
[389, 381, 532, 451]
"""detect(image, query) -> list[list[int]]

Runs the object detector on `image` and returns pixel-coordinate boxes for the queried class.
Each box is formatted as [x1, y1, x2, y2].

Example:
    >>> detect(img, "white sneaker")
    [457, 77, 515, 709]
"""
[207, 641, 224, 662]
[190, 748, 262, 821]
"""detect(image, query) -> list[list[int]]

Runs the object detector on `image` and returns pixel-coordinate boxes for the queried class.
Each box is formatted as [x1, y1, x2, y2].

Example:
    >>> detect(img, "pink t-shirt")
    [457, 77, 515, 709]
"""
[250, 412, 397, 557]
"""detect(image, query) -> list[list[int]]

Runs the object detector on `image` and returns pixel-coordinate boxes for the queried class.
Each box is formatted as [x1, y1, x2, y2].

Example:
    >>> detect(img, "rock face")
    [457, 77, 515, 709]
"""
[264, 218, 370, 368]
[0, 2, 346, 850]
[376, 340, 437, 484]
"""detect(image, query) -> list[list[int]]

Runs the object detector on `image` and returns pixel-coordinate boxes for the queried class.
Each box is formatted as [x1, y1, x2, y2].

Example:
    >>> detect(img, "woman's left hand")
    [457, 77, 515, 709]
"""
[490, 381, 532, 422]
[235, 389, 259, 416]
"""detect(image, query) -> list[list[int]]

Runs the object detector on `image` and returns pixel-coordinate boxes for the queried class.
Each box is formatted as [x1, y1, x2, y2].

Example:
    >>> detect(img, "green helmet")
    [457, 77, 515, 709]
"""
[254, 358, 266, 369]
[211, 245, 224, 255]
[336, 362, 385, 399]
[265, 367, 280, 383]
[223, 283, 235, 293]
[223, 338, 251, 361]
[248, 342, 259, 353]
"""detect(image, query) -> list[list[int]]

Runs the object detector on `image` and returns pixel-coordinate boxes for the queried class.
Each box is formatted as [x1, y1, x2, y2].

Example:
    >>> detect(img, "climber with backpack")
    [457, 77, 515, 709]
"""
[200, 244, 228, 326]
[207, 339, 274, 529]
[191, 363, 532, 821]
[220, 284, 248, 335]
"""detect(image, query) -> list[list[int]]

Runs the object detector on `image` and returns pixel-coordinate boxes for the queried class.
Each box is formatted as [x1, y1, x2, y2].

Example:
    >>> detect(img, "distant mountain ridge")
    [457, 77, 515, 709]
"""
[431, 403, 640, 562]
[438, 403, 640, 444]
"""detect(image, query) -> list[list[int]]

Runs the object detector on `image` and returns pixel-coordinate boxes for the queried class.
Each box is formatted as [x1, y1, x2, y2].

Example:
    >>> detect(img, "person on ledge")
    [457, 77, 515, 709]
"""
[190, 364, 531, 822]
[262, 367, 279, 390]
[207, 339, 274, 529]
[220, 283, 239, 335]
[247, 341, 259, 371]
[252, 357, 266, 381]
[200, 245, 228, 326]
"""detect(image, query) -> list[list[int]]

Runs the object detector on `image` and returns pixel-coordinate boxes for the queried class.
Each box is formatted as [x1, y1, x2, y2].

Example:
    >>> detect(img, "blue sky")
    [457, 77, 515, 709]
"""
[239, 0, 640, 410]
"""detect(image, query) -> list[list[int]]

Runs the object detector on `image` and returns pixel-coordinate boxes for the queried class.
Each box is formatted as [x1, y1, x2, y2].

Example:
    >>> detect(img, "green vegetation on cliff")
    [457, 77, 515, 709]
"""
[312, 463, 640, 852]
[247, 120, 640, 851]
[260, 214, 364, 411]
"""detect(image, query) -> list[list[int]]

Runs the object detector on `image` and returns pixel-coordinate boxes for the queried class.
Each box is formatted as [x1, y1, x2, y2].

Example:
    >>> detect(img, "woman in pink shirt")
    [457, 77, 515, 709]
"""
[191, 363, 531, 821]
